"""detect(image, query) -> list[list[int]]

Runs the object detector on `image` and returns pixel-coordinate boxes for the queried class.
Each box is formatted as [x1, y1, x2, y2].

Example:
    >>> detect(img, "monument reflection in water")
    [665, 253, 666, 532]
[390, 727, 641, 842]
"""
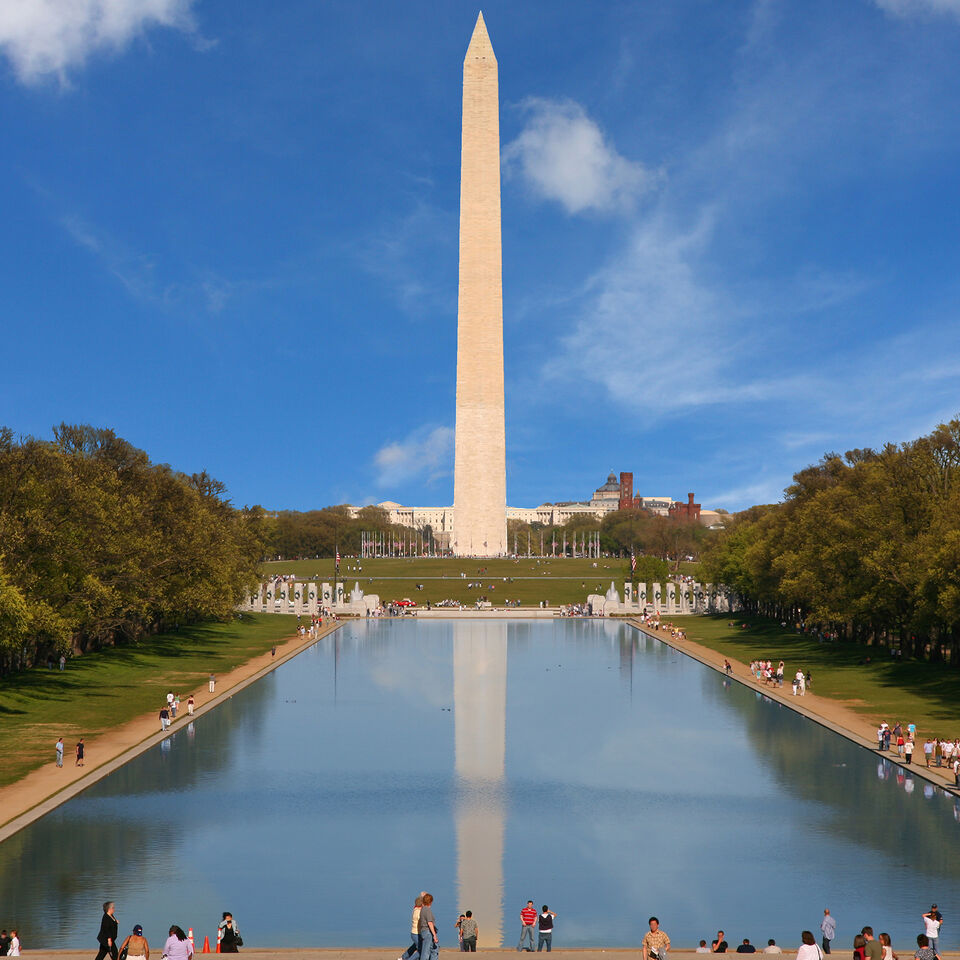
[1, 618, 960, 950]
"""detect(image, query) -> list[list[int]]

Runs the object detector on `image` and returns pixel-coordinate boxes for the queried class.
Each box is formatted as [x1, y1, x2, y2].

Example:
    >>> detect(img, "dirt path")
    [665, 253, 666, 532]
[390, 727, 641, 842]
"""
[0, 620, 344, 840]
[628, 619, 959, 793]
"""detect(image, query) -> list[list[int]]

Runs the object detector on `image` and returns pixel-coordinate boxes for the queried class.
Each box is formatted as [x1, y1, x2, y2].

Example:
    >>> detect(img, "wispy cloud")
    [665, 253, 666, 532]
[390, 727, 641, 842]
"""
[873, 0, 960, 21]
[0, 0, 199, 85]
[503, 98, 656, 215]
[360, 200, 456, 317]
[373, 424, 454, 489]
[61, 212, 238, 316]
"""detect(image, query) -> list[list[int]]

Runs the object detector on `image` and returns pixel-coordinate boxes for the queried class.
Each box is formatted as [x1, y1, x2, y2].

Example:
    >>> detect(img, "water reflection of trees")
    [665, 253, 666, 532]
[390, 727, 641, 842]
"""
[0, 659, 277, 945]
[703, 675, 960, 878]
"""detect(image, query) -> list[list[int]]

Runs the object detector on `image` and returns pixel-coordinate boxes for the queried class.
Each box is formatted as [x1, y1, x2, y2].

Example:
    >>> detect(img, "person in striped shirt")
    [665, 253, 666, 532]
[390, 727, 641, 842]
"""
[518, 902, 537, 952]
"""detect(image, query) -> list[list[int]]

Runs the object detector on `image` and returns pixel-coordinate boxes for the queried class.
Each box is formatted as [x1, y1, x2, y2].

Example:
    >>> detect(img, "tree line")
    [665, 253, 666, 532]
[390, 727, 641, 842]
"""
[701, 418, 960, 663]
[0, 425, 266, 674]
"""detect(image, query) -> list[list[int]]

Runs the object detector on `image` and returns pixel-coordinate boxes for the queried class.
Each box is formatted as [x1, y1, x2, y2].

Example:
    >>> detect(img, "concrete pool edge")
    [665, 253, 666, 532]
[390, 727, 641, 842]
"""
[0, 620, 346, 844]
[627, 618, 959, 796]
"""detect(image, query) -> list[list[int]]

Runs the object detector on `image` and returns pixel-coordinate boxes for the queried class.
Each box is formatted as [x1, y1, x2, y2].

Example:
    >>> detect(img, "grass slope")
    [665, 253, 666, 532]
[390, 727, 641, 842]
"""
[0, 614, 296, 789]
[677, 614, 960, 738]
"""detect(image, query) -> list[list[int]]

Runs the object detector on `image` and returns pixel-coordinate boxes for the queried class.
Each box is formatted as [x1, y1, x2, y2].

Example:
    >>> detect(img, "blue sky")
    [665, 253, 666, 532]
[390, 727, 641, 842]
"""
[2, 0, 960, 512]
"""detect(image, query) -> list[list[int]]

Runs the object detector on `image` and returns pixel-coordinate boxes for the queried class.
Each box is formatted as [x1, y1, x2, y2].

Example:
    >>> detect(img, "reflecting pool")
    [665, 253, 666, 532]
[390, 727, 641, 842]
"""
[2, 619, 959, 950]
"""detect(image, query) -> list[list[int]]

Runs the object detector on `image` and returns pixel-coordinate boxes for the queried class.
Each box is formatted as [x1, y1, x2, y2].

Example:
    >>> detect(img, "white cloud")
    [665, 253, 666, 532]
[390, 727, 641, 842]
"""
[0, 0, 197, 84]
[873, 0, 960, 20]
[503, 98, 654, 215]
[373, 424, 454, 489]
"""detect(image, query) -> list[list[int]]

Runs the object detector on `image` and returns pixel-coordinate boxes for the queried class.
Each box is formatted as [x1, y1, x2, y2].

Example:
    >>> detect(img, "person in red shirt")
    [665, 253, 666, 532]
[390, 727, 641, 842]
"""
[518, 901, 537, 952]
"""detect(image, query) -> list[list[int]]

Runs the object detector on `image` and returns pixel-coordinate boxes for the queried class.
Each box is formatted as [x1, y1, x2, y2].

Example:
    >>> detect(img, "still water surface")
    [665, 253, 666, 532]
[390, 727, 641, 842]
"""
[2, 619, 959, 949]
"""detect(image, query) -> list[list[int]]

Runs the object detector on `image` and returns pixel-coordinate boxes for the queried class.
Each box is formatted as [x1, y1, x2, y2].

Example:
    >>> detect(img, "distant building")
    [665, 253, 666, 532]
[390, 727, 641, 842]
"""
[349, 473, 723, 532]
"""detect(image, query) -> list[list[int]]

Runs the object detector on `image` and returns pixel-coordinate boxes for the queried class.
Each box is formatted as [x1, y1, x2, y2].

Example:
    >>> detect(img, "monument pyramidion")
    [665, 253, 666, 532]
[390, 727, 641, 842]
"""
[452, 12, 507, 557]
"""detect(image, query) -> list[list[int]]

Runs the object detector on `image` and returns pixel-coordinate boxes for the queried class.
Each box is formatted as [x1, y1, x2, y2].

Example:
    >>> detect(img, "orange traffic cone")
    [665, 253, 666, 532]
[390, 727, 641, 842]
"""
[188, 929, 195, 953]
[201, 936, 211, 953]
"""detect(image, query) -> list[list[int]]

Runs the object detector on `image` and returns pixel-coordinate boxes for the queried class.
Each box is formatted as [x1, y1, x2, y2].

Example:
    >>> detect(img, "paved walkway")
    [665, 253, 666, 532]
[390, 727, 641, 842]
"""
[21, 951, 960, 959]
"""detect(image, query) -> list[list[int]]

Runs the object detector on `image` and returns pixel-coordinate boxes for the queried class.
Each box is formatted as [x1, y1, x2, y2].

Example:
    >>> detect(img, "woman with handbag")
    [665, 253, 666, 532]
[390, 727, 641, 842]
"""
[219, 914, 242, 953]
[118, 924, 149, 960]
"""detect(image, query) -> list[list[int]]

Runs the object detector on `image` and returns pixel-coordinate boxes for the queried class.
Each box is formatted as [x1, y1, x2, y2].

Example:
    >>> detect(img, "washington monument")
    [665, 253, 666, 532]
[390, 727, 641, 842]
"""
[452, 12, 507, 557]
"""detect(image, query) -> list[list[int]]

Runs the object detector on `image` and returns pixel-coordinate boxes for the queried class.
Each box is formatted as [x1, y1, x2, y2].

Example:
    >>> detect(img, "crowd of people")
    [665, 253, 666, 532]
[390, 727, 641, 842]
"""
[874, 722, 960, 783]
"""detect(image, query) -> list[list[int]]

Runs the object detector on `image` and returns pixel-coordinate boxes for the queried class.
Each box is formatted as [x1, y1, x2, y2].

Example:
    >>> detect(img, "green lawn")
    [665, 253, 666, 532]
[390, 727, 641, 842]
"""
[261, 557, 642, 606]
[672, 614, 960, 738]
[0, 614, 297, 789]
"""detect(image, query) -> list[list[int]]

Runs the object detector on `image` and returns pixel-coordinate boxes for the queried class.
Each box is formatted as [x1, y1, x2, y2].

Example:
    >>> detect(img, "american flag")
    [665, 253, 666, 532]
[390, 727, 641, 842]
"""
[335, 549, 341, 569]
[631, 546, 636, 576]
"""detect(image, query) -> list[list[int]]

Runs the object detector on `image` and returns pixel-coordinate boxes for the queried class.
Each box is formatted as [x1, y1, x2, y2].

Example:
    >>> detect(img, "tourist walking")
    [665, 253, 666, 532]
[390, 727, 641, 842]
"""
[209, 674, 216, 693]
[118, 925, 149, 960]
[460, 912, 478, 952]
[219, 913, 241, 952]
[518, 901, 537, 952]
[163, 927, 194, 960]
[59, 654, 66, 670]
[419, 894, 439, 960]
[398, 896, 423, 960]
[95, 902, 119, 960]
[821, 909, 836, 954]
[56, 737, 64, 767]
[642, 916, 669, 960]
[922, 908, 942, 954]
[159, 706, 170, 731]
[796, 932, 821, 960]
[76, 738, 85, 766]
[537, 907, 557, 953]
[187, 695, 195, 716]
[905, 739, 914, 764]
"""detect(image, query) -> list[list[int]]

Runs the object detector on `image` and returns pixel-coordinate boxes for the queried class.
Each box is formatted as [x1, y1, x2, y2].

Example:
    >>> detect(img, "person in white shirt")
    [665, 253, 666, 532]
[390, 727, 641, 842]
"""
[922, 907, 942, 953]
[764, 941, 783, 954]
[8, 930, 20, 957]
[697, 942, 711, 954]
[797, 930, 823, 960]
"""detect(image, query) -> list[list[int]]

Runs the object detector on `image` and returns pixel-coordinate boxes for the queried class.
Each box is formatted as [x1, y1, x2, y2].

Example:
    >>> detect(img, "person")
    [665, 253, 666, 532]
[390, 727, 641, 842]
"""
[209, 674, 216, 693]
[163, 927, 193, 960]
[60, 654, 66, 670]
[95, 902, 119, 960]
[821, 909, 836, 954]
[419, 894, 439, 960]
[712, 931, 729, 953]
[905, 739, 914, 764]
[797, 931, 821, 960]
[864, 928, 883, 960]
[219, 914, 241, 953]
[697, 943, 711, 954]
[764, 941, 782, 954]
[456, 915, 465, 951]
[187, 695, 195, 717]
[272, 646, 277, 658]
[76, 738, 85, 767]
[923, 740, 934, 767]
[853, 935, 866, 960]
[537, 906, 557, 953]
[399, 896, 423, 960]
[737, 941, 756, 954]
[642, 917, 669, 960]
[119, 925, 149, 960]
[879, 933, 896, 960]
[461, 912, 478, 952]
[922, 908, 942, 954]
[159, 706, 170, 731]
[724, 660, 733, 676]
[0, 929, 9, 955]
[56, 737, 64, 767]
[6, 933, 17, 958]
[914, 935, 940, 960]
[518, 901, 537, 952]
